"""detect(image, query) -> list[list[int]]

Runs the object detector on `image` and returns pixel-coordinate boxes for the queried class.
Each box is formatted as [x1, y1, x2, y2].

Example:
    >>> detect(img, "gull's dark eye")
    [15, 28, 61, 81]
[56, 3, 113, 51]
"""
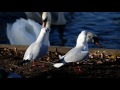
[45, 29, 47, 32]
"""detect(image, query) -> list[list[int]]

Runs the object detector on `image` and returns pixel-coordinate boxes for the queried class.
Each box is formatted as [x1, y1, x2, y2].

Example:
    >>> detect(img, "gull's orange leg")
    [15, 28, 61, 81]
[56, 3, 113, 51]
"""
[32, 60, 35, 67]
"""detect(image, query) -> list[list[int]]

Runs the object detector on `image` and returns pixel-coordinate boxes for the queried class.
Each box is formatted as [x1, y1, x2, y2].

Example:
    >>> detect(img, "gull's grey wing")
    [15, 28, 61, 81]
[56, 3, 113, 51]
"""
[64, 47, 89, 63]
[23, 42, 35, 60]
[23, 42, 48, 60]
[31, 43, 48, 59]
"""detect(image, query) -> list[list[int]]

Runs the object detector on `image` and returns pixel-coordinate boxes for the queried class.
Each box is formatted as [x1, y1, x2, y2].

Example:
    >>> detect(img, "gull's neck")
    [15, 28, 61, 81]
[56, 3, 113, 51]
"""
[36, 31, 46, 44]
[46, 30, 50, 45]
[76, 33, 88, 50]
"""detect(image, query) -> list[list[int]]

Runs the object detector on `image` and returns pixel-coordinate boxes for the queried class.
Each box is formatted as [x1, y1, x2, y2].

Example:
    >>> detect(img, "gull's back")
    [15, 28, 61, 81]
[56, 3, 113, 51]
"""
[63, 46, 89, 63]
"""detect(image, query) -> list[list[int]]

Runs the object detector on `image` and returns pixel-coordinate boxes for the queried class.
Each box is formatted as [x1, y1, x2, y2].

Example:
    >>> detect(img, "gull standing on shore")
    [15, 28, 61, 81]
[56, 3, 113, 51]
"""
[19, 12, 51, 66]
[53, 30, 102, 68]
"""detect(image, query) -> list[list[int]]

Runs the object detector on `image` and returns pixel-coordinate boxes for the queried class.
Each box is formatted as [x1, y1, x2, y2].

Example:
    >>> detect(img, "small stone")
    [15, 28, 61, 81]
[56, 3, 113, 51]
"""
[105, 59, 110, 62]
[76, 62, 80, 64]
[96, 61, 103, 64]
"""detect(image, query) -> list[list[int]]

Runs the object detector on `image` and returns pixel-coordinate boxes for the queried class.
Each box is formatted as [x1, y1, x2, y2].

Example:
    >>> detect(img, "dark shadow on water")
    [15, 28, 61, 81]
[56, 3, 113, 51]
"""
[50, 25, 67, 46]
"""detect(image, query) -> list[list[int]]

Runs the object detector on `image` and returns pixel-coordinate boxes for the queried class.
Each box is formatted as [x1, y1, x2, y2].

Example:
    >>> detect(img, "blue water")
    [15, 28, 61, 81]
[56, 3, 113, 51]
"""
[0, 12, 120, 49]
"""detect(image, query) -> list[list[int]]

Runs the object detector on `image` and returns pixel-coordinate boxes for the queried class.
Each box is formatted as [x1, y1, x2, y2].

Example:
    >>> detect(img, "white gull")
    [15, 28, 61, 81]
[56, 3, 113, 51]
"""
[53, 30, 102, 68]
[19, 12, 51, 66]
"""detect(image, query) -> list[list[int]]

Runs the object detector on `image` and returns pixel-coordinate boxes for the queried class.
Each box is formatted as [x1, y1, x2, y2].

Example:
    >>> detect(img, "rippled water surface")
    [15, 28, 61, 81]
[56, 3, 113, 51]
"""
[0, 12, 120, 49]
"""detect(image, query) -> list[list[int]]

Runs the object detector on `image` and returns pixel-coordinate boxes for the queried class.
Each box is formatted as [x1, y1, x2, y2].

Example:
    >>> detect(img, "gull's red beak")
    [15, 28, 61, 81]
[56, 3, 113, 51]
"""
[42, 22, 46, 28]
[42, 17, 47, 28]
[93, 37, 103, 48]
[95, 42, 103, 48]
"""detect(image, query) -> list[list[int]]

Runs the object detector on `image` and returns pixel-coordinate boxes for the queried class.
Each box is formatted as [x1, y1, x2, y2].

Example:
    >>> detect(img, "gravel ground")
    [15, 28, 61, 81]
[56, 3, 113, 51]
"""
[0, 44, 120, 78]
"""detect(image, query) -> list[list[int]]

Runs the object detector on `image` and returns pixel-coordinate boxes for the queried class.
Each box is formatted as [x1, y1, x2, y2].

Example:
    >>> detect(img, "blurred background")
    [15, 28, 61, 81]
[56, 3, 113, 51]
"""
[0, 12, 120, 49]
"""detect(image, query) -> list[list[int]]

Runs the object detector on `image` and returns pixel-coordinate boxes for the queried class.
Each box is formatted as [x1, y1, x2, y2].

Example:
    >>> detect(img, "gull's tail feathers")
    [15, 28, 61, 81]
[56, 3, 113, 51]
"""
[18, 60, 30, 66]
[53, 63, 64, 68]
[59, 55, 64, 60]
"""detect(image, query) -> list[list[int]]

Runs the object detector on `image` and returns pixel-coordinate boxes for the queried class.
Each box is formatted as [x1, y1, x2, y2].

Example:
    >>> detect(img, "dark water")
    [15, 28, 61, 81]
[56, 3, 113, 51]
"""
[0, 12, 120, 49]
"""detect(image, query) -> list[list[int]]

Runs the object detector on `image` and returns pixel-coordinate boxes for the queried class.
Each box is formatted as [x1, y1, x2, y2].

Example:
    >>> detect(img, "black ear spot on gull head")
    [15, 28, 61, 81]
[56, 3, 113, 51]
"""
[92, 37, 99, 43]
[46, 28, 50, 32]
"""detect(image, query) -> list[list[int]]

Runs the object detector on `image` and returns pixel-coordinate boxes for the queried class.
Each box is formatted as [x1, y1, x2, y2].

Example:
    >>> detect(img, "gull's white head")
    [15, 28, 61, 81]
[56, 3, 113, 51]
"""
[76, 30, 103, 47]
[86, 31, 103, 47]
[86, 32, 97, 43]
[42, 12, 51, 29]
